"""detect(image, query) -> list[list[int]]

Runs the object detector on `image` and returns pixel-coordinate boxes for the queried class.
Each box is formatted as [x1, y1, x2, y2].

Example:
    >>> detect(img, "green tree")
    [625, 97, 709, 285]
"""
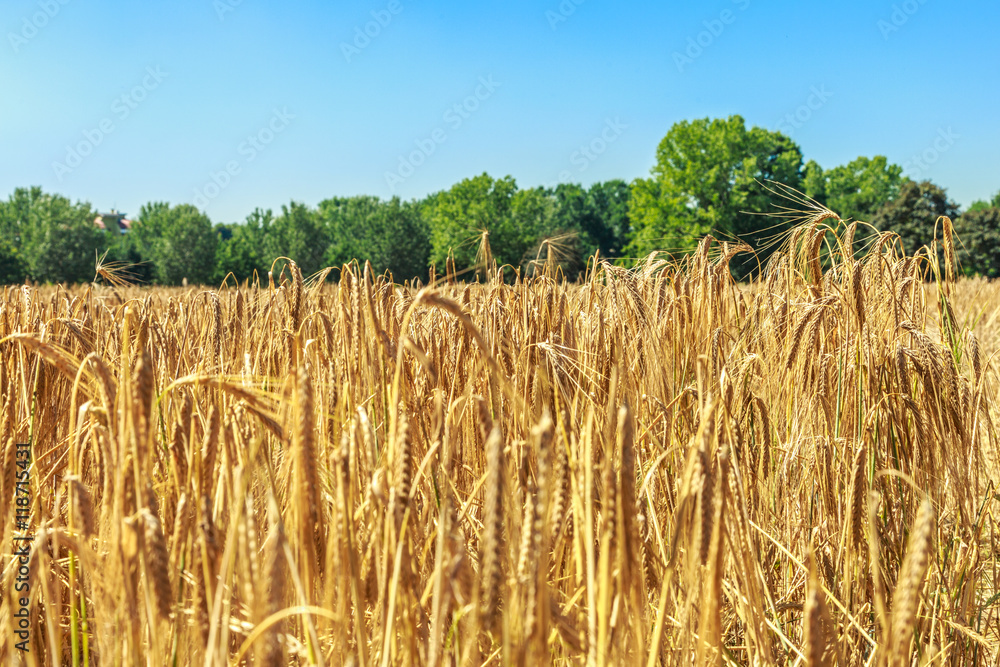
[0, 188, 32, 283]
[547, 180, 631, 263]
[802, 160, 826, 203]
[320, 196, 430, 281]
[0, 239, 27, 284]
[214, 209, 273, 284]
[548, 184, 588, 237]
[512, 186, 577, 275]
[265, 201, 328, 277]
[101, 223, 154, 284]
[321, 195, 381, 270]
[0, 186, 39, 253]
[804, 156, 903, 222]
[426, 173, 522, 272]
[967, 191, 1000, 213]
[130, 201, 169, 264]
[955, 206, 1000, 277]
[627, 115, 803, 275]
[541, 184, 593, 275]
[375, 199, 431, 281]
[3, 188, 104, 283]
[870, 180, 960, 255]
[626, 176, 695, 260]
[134, 202, 218, 285]
[585, 180, 631, 259]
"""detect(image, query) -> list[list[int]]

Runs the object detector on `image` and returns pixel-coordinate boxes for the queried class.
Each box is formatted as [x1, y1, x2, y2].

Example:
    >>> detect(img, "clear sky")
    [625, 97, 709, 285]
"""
[2, 0, 998, 223]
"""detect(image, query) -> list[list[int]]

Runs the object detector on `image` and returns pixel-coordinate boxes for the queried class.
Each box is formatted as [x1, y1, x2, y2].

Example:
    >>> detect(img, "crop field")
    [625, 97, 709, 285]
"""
[2, 218, 1000, 665]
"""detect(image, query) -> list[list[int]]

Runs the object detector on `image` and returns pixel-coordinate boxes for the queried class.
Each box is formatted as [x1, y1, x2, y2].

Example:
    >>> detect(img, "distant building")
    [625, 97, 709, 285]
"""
[95, 209, 132, 233]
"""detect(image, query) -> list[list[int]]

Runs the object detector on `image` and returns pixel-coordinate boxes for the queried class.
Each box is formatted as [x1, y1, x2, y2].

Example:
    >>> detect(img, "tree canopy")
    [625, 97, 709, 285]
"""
[967, 191, 1000, 213]
[956, 206, 1000, 278]
[804, 155, 904, 223]
[321, 195, 430, 281]
[869, 180, 960, 256]
[2, 115, 996, 286]
[626, 115, 803, 276]
[133, 202, 218, 285]
[0, 187, 103, 284]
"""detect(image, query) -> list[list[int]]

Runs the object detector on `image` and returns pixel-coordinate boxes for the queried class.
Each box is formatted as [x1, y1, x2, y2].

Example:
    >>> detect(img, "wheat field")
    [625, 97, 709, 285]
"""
[2, 217, 1000, 666]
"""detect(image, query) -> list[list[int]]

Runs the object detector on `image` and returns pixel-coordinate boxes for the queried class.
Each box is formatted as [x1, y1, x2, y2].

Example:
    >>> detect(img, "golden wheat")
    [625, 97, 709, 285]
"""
[1, 217, 999, 665]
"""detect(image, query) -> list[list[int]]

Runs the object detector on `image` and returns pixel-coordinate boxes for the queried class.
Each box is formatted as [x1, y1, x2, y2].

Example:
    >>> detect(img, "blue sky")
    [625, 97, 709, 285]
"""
[1, 0, 997, 223]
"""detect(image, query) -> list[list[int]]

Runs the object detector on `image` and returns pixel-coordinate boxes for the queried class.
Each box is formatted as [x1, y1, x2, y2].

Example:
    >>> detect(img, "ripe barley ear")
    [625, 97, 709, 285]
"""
[803, 550, 837, 667]
[258, 495, 288, 666]
[889, 498, 935, 666]
[141, 508, 173, 622]
[845, 444, 867, 552]
[480, 426, 504, 633]
[68, 475, 96, 539]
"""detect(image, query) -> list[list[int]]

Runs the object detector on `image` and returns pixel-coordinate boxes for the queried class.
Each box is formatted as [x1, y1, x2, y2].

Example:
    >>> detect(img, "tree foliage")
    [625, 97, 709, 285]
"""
[870, 179, 960, 256]
[955, 206, 1000, 278]
[804, 155, 903, 223]
[134, 202, 218, 285]
[265, 201, 329, 277]
[426, 173, 519, 272]
[321, 196, 430, 281]
[583, 179, 631, 259]
[0, 187, 103, 283]
[1, 121, 993, 286]
[213, 209, 273, 284]
[627, 115, 803, 276]
[0, 239, 27, 284]
[549, 180, 631, 262]
[967, 191, 1000, 213]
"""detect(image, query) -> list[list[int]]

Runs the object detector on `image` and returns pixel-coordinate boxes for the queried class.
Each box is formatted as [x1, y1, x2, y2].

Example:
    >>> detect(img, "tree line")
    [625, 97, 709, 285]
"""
[3, 114, 999, 285]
